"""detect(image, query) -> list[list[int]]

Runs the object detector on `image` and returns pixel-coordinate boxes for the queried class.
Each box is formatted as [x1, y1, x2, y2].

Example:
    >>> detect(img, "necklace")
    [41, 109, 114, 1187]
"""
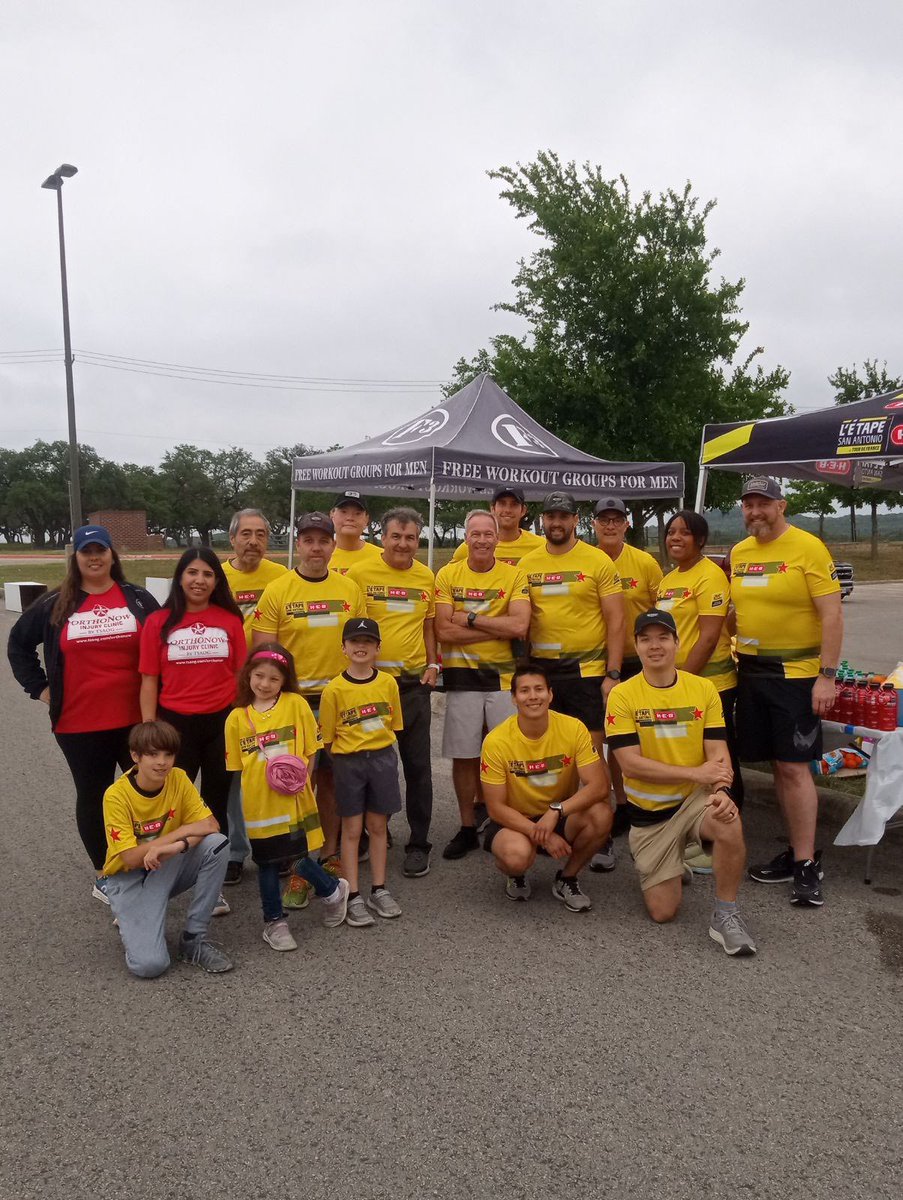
[252, 698, 279, 716]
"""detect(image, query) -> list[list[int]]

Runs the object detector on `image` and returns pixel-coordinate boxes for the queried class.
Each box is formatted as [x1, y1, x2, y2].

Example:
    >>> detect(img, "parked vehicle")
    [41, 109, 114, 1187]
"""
[834, 560, 854, 600]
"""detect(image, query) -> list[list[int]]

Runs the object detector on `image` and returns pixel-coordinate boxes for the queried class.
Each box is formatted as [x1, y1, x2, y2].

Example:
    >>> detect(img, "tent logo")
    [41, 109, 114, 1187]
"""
[884, 396, 903, 410]
[490, 414, 558, 457]
[890, 424, 903, 448]
[382, 409, 449, 446]
[816, 459, 850, 476]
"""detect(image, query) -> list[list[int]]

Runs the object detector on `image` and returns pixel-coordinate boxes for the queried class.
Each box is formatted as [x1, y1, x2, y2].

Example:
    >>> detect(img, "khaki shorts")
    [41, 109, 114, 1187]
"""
[442, 689, 515, 759]
[628, 787, 711, 891]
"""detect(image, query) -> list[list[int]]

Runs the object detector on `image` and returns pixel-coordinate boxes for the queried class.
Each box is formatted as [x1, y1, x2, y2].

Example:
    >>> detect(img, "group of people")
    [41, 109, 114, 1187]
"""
[7, 473, 843, 975]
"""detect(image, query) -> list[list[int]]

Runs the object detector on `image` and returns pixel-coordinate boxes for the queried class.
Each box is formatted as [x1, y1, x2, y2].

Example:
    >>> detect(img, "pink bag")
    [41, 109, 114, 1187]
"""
[265, 754, 309, 795]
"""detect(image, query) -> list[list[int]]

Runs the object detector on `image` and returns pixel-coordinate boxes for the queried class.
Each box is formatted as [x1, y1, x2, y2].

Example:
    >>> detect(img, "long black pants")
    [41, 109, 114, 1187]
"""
[719, 687, 745, 808]
[55, 726, 134, 871]
[397, 682, 434, 850]
[158, 705, 231, 836]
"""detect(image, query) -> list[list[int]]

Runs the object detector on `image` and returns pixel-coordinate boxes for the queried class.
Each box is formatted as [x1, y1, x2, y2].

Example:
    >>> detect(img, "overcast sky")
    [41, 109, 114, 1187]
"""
[2, 0, 901, 468]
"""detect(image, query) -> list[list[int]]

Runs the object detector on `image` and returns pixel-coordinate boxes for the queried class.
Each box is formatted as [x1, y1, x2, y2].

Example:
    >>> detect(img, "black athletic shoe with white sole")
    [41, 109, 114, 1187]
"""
[749, 846, 823, 884]
[790, 859, 825, 906]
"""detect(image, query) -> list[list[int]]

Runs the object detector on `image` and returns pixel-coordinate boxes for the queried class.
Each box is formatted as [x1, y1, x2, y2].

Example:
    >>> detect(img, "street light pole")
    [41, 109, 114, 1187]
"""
[41, 163, 82, 535]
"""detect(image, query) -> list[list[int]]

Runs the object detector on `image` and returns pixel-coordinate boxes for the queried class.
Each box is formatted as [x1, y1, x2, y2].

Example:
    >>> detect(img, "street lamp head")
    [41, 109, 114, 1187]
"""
[41, 164, 78, 190]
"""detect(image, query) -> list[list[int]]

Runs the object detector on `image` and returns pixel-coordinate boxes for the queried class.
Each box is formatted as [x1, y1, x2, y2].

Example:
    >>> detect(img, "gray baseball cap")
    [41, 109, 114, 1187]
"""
[741, 476, 783, 500]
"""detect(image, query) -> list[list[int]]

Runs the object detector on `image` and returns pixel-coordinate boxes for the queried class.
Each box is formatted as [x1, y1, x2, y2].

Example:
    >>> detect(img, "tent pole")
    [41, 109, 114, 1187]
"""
[427, 470, 437, 571]
[694, 467, 709, 513]
[287, 483, 297, 570]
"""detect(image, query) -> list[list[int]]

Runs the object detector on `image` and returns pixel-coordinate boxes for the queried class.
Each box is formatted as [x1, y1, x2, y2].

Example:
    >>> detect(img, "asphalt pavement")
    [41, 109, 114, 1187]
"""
[2, 602, 902, 1200]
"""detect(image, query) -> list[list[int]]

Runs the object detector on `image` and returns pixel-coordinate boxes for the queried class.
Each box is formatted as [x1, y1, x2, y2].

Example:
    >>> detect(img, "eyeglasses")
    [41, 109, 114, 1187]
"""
[595, 516, 626, 525]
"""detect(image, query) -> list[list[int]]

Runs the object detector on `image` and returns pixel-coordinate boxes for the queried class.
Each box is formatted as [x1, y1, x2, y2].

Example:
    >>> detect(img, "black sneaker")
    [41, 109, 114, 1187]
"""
[749, 846, 823, 884]
[474, 802, 490, 834]
[791, 859, 825, 906]
[442, 826, 480, 860]
[224, 861, 243, 886]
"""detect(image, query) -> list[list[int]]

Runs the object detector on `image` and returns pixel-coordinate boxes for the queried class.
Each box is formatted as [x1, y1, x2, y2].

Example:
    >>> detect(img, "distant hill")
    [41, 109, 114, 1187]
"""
[697, 508, 903, 544]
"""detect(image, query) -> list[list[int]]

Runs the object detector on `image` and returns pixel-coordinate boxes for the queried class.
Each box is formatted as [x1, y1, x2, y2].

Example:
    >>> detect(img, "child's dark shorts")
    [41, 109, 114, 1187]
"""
[332, 745, 403, 818]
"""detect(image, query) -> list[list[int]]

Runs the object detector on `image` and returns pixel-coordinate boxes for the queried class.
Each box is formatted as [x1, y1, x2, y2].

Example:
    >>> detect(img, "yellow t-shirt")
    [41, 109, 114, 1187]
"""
[347, 555, 436, 683]
[480, 711, 600, 817]
[224, 692, 324, 852]
[102, 767, 211, 876]
[452, 528, 544, 567]
[434, 558, 530, 691]
[221, 557, 288, 648]
[609, 542, 664, 662]
[730, 525, 840, 678]
[250, 569, 367, 697]
[605, 670, 725, 823]
[657, 558, 736, 692]
[318, 669, 403, 754]
[519, 540, 623, 677]
[329, 541, 383, 576]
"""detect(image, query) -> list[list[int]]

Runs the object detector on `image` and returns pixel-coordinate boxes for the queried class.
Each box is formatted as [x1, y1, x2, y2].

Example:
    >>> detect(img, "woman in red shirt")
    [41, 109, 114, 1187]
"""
[139, 548, 245, 843]
[7, 525, 159, 901]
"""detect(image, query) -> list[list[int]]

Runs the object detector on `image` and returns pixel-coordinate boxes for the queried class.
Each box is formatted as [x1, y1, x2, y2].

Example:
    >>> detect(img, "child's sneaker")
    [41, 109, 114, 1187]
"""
[322, 877, 350, 928]
[319, 854, 342, 878]
[262, 919, 298, 952]
[92, 876, 111, 905]
[345, 894, 375, 927]
[366, 887, 402, 919]
[282, 874, 311, 909]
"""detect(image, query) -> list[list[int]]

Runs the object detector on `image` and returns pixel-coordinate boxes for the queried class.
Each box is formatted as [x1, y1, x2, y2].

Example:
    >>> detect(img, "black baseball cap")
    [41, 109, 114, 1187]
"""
[634, 609, 678, 636]
[73, 525, 113, 552]
[542, 491, 578, 514]
[741, 476, 783, 501]
[296, 511, 335, 536]
[492, 486, 526, 504]
[593, 496, 627, 517]
[342, 617, 381, 642]
[332, 491, 368, 510]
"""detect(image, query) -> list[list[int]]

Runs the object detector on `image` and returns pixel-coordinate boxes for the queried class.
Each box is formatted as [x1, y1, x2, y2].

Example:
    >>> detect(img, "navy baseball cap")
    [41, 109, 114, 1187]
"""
[296, 511, 335, 536]
[492, 486, 526, 504]
[332, 491, 368, 510]
[634, 609, 678, 636]
[741, 476, 783, 500]
[73, 525, 113, 553]
[342, 617, 381, 642]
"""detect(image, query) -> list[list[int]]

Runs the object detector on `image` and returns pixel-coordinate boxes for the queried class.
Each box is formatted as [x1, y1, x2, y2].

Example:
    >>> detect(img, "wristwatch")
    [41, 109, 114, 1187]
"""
[819, 667, 837, 679]
[466, 611, 478, 627]
[549, 801, 566, 815]
[605, 669, 621, 681]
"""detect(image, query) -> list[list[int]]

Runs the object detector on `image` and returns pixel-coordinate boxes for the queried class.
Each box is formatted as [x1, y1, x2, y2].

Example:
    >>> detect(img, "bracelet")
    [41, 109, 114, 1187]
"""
[715, 786, 733, 798]
[181, 837, 190, 854]
[427, 663, 439, 670]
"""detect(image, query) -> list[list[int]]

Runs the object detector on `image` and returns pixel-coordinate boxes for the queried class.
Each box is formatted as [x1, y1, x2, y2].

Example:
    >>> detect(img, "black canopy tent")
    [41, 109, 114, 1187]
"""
[695, 386, 903, 509]
[290, 374, 684, 565]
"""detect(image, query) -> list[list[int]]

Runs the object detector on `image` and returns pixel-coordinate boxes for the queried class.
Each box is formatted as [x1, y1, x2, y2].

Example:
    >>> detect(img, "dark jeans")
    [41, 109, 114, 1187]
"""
[258, 853, 339, 923]
[397, 682, 434, 850]
[719, 687, 745, 809]
[55, 726, 134, 871]
[158, 705, 232, 836]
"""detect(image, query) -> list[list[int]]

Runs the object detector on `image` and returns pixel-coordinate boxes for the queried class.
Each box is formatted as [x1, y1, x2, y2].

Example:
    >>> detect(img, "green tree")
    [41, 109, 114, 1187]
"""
[785, 480, 836, 540]
[448, 153, 789, 517]
[829, 359, 902, 558]
[158, 445, 222, 545]
[249, 445, 336, 538]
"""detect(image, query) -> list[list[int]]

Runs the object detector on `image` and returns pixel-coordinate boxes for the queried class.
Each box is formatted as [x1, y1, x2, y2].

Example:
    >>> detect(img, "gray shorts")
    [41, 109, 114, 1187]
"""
[332, 745, 403, 818]
[442, 689, 515, 759]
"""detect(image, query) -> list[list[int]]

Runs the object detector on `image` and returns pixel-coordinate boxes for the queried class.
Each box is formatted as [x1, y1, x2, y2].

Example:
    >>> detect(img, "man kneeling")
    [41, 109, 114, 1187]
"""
[480, 665, 612, 911]
[102, 720, 233, 978]
[606, 610, 756, 956]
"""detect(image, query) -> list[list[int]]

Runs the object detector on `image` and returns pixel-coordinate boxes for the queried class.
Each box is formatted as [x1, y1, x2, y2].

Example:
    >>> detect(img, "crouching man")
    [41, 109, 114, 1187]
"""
[102, 720, 233, 978]
[480, 664, 612, 911]
[606, 609, 757, 956]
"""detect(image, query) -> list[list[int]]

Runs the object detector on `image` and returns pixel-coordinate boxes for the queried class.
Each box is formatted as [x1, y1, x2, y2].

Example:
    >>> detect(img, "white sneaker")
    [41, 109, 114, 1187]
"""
[212, 894, 231, 916]
[322, 877, 350, 928]
[262, 918, 297, 952]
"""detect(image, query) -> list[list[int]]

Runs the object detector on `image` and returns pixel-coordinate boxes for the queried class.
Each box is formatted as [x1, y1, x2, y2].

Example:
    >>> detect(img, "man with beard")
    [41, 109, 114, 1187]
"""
[221, 508, 287, 883]
[519, 493, 625, 755]
[730, 477, 842, 907]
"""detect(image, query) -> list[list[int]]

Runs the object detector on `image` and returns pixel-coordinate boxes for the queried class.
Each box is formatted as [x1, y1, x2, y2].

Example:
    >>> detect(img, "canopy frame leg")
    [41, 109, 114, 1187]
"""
[287, 484, 297, 570]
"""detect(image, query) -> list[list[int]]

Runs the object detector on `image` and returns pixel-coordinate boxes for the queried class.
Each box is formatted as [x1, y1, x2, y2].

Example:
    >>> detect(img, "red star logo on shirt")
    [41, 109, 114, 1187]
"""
[607, 714, 616, 727]
[693, 707, 704, 720]
[562, 754, 572, 766]
[628, 578, 638, 589]
[778, 562, 788, 573]
[253, 608, 262, 622]
[683, 589, 692, 599]
[497, 589, 506, 599]
[576, 572, 586, 582]
[342, 601, 351, 611]
[109, 826, 121, 842]
[420, 591, 429, 602]
[167, 809, 176, 821]
[480, 760, 489, 774]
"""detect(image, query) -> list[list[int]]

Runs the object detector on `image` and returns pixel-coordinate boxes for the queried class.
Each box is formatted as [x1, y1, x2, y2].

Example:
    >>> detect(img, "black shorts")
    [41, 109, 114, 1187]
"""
[736, 671, 821, 763]
[537, 665, 604, 732]
[332, 746, 403, 818]
[483, 812, 569, 854]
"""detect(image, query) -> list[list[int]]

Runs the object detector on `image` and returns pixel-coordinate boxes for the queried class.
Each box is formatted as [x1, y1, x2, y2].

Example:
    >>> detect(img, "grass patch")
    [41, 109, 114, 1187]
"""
[746, 760, 867, 799]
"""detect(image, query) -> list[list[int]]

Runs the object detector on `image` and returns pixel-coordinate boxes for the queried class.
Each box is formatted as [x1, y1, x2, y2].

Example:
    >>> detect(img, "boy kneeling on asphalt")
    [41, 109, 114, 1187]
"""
[102, 720, 233, 977]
